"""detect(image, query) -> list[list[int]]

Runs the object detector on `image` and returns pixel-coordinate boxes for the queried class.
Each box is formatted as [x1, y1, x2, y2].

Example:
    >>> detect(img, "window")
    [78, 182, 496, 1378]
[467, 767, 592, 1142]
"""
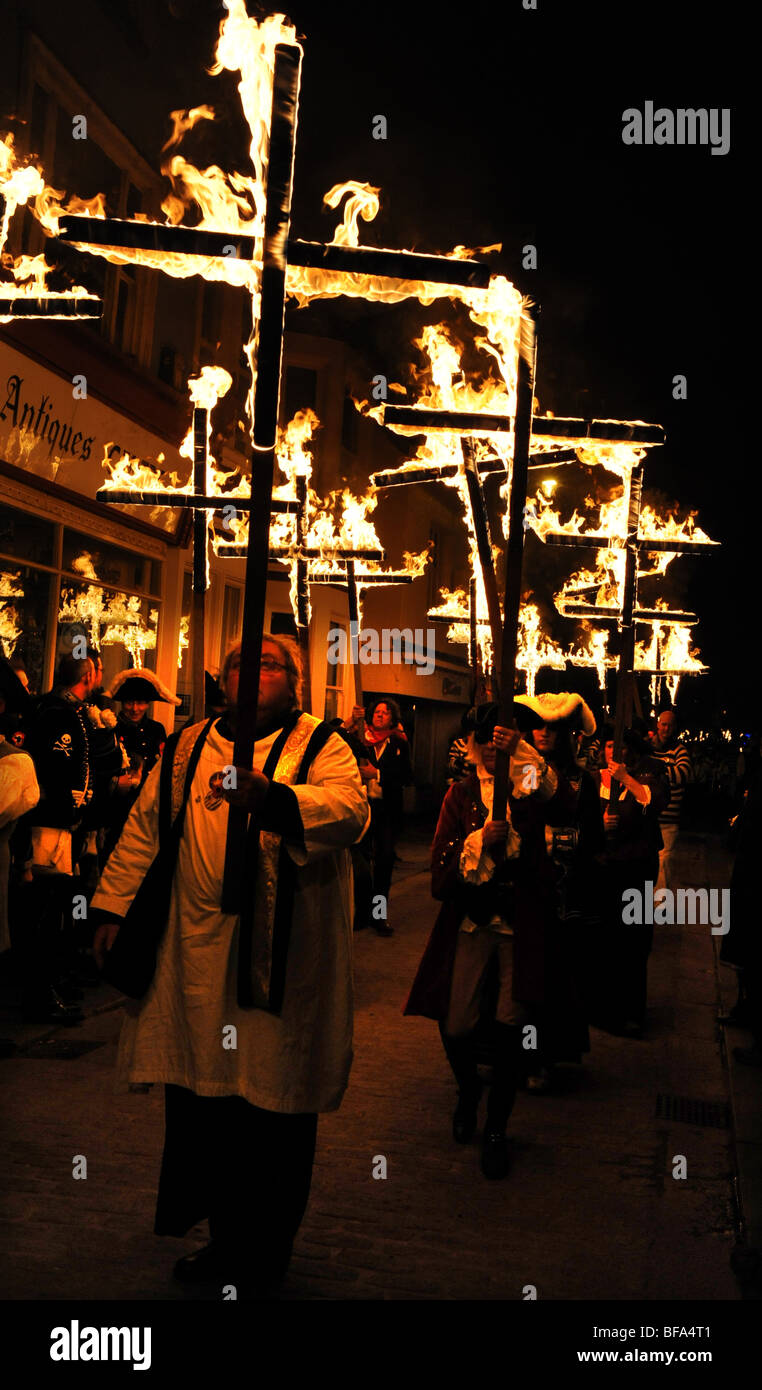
[341, 391, 358, 453]
[324, 619, 347, 722]
[220, 584, 242, 663]
[282, 366, 317, 425]
[0, 502, 162, 696]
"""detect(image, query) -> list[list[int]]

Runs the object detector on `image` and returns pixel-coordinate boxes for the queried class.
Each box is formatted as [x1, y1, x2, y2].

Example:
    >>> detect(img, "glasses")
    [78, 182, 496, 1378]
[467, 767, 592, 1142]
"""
[260, 657, 288, 673]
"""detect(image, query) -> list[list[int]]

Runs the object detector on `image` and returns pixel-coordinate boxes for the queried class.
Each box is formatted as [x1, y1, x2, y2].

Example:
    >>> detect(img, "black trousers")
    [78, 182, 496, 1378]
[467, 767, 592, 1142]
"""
[156, 1085, 318, 1284]
[370, 802, 398, 907]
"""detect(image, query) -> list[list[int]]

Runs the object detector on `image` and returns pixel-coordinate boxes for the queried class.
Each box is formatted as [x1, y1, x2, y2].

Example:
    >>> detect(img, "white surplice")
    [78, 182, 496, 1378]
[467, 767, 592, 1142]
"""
[91, 721, 370, 1113]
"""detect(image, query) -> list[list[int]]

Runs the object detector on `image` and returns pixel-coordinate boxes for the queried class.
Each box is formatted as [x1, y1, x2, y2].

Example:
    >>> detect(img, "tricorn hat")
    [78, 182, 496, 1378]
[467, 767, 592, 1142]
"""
[513, 691, 596, 736]
[106, 668, 181, 705]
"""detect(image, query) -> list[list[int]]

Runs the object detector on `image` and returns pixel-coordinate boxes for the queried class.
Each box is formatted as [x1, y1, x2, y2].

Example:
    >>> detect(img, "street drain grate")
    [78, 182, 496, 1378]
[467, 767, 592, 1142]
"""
[656, 1093, 730, 1128]
[20, 1038, 106, 1060]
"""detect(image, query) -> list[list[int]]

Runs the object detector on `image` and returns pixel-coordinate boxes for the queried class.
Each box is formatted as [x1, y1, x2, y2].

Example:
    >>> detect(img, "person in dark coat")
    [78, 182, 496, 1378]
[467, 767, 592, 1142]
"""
[593, 722, 670, 1038]
[101, 669, 178, 863]
[343, 697, 412, 935]
[405, 698, 586, 1179]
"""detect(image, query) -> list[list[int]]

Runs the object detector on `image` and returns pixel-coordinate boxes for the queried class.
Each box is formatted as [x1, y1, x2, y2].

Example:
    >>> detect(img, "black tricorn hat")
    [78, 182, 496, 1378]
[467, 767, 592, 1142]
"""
[107, 668, 180, 705]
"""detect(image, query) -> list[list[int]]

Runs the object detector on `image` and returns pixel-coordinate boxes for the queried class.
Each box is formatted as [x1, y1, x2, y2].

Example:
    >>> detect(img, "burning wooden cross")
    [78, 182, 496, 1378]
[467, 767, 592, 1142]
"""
[97, 366, 300, 723]
[371, 328, 672, 819]
[52, 25, 495, 945]
[0, 168, 103, 321]
[534, 460, 716, 797]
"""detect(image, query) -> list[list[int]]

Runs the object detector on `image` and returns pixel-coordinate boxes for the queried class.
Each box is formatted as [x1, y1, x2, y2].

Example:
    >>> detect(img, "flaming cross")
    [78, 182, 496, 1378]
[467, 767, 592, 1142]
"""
[371, 358, 672, 820]
[536, 460, 716, 787]
[50, 16, 497, 986]
[97, 367, 301, 723]
[0, 146, 102, 322]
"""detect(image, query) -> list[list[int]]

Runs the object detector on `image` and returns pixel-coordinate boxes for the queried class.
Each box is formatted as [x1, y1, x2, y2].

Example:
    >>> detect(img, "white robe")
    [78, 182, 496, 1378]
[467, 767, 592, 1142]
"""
[91, 721, 370, 1113]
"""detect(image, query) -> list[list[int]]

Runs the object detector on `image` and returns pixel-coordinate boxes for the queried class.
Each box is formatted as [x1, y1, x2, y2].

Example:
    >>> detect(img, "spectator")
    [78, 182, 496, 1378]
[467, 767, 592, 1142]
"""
[0, 660, 39, 956]
[343, 698, 412, 935]
[101, 669, 179, 863]
[595, 723, 670, 1037]
[17, 653, 104, 1022]
[649, 707, 693, 888]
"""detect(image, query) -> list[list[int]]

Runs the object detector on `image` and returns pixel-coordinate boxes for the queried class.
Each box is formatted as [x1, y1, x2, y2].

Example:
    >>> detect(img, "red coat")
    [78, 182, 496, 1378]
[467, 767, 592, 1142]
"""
[404, 771, 594, 1049]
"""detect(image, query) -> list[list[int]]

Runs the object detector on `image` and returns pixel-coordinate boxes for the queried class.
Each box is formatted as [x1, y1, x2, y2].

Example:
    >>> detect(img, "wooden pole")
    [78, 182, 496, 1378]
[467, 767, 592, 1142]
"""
[468, 576, 478, 692]
[345, 560, 363, 707]
[294, 474, 312, 712]
[610, 463, 644, 808]
[222, 43, 302, 916]
[461, 438, 503, 671]
[191, 407, 207, 723]
[492, 306, 538, 823]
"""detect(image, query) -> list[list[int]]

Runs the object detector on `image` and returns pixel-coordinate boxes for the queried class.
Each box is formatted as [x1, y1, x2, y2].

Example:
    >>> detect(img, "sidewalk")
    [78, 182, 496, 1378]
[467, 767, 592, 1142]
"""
[0, 828, 751, 1301]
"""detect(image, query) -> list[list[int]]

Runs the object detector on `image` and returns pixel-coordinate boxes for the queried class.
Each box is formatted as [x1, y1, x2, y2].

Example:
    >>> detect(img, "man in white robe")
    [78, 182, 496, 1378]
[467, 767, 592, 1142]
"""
[91, 635, 369, 1296]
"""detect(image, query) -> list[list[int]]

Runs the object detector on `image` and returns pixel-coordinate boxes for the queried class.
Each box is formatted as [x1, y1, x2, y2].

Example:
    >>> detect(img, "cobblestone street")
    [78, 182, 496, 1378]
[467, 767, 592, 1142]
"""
[0, 830, 746, 1302]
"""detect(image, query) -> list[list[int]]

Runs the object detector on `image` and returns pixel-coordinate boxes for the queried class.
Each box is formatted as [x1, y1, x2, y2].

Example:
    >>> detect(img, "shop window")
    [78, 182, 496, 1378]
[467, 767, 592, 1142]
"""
[220, 584, 242, 663]
[62, 529, 146, 592]
[1, 505, 162, 695]
[0, 505, 55, 566]
[0, 562, 51, 697]
[341, 391, 358, 453]
[282, 366, 317, 425]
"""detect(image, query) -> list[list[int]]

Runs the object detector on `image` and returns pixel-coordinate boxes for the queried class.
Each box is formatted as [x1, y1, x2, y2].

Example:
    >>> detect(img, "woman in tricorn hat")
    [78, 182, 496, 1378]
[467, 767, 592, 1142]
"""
[405, 693, 600, 1179]
[102, 669, 180, 862]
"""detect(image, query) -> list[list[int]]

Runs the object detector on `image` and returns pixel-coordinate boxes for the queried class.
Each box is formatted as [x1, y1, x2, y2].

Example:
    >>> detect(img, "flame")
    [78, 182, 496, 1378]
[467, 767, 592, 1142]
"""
[635, 621, 707, 703]
[58, 582, 158, 662]
[569, 625, 617, 690]
[324, 181, 380, 246]
[516, 602, 568, 696]
[0, 567, 24, 657]
[70, 552, 99, 580]
[0, 132, 102, 316]
[177, 614, 190, 669]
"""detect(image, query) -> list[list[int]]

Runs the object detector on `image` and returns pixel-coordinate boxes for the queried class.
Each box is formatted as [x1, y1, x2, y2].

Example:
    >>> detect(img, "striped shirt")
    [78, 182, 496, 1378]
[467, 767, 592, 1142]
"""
[650, 739, 693, 825]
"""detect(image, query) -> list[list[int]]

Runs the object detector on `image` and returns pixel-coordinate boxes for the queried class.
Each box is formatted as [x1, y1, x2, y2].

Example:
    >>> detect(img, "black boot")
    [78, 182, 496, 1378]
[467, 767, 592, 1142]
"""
[439, 1023, 482, 1143]
[482, 1023, 520, 1179]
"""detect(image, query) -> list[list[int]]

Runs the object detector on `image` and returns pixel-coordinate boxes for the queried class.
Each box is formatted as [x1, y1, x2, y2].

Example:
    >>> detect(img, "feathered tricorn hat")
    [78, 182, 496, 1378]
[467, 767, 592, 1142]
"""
[513, 691, 596, 735]
[106, 668, 181, 705]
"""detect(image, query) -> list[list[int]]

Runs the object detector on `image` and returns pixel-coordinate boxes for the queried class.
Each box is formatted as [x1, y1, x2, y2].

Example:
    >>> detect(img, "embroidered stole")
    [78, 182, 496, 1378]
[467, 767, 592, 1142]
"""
[169, 713, 324, 1014]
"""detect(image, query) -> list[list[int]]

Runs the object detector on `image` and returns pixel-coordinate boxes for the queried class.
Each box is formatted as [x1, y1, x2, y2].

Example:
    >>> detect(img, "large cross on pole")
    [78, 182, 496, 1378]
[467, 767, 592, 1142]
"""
[537, 460, 715, 806]
[56, 78, 497, 932]
[97, 402, 301, 723]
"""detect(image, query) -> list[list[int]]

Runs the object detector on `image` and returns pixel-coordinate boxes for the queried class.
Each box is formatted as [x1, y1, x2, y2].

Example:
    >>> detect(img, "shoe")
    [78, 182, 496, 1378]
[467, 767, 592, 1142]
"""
[373, 923, 394, 936]
[174, 1242, 236, 1285]
[481, 1130, 510, 1180]
[452, 1084, 482, 1143]
[526, 1067, 552, 1094]
[22, 989, 83, 1026]
[733, 1046, 762, 1068]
